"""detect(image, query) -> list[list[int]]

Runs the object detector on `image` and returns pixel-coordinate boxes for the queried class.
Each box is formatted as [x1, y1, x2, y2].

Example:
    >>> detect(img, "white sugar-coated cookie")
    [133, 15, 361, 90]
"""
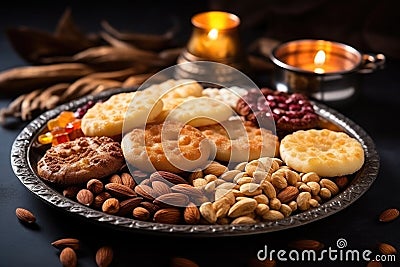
[165, 97, 233, 127]
[81, 90, 163, 137]
[280, 129, 365, 177]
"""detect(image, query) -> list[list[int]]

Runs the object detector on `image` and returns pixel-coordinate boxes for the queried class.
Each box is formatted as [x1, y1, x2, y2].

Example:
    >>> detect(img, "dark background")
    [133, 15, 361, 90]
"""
[0, 1, 399, 266]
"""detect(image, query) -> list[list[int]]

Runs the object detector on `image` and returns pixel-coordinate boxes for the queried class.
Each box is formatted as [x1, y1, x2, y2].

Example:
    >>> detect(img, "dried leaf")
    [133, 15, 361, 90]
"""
[101, 20, 178, 51]
[54, 7, 99, 48]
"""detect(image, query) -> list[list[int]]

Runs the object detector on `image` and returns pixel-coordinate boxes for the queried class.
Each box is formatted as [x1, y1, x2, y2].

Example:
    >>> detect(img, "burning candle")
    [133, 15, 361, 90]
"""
[313, 50, 326, 74]
[186, 11, 243, 62]
[271, 39, 360, 75]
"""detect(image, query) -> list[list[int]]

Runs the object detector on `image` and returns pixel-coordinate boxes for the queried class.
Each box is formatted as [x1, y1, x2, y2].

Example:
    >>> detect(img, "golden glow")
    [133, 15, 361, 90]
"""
[314, 50, 326, 66]
[313, 50, 326, 73]
[192, 11, 240, 30]
[207, 28, 219, 40]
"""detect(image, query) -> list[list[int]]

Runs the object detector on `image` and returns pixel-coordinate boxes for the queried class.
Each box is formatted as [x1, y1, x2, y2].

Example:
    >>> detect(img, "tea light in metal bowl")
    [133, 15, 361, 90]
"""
[270, 39, 385, 106]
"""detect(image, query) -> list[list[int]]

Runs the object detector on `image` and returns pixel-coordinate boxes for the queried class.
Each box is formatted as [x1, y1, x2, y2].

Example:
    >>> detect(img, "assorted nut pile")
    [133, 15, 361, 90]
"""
[61, 157, 348, 225]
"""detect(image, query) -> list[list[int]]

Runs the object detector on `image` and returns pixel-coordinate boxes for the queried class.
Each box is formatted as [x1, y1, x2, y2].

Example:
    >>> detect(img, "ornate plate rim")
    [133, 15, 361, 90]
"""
[10, 87, 380, 237]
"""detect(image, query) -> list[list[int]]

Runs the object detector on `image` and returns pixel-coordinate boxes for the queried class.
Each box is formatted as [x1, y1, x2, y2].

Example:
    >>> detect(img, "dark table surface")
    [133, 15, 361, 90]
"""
[0, 2, 399, 267]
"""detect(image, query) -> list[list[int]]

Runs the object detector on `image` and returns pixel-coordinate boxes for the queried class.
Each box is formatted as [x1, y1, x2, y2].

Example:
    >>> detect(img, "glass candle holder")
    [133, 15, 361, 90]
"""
[177, 11, 248, 82]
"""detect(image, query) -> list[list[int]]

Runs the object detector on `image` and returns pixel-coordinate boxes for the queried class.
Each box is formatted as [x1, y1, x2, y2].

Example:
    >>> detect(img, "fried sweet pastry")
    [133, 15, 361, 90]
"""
[122, 122, 213, 173]
[199, 120, 279, 162]
[280, 129, 365, 177]
[37, 136, 125, 185]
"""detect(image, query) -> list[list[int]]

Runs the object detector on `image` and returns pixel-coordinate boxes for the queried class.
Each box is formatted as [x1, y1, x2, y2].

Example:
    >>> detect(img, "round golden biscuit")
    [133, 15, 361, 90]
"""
[198, 120, 279, 162]
[279, 129, 365, 177]
[122, 122, 213, 173]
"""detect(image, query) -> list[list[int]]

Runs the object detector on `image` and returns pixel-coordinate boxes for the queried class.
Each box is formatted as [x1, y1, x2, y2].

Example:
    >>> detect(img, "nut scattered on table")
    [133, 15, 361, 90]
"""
[59, 247, 77, 267]
[15, 207, 36, 224]
[95, 246, 113, 267]
[378, 208, 399, 222]
[51, 238, 80, 251]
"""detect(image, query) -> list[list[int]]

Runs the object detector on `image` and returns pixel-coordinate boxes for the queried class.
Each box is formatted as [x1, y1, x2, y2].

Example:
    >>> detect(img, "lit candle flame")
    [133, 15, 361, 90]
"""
[207, 28, 219, 40]
[314, 50, 326, 73]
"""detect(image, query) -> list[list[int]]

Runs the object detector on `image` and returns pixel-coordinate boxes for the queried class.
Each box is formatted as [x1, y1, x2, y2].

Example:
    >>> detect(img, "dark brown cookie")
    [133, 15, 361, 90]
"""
[37, 136, 124, 186]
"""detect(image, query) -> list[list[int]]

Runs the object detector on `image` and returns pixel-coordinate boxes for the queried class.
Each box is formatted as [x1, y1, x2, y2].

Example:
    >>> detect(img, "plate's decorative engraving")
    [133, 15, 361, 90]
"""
[11, 88, 379, 236]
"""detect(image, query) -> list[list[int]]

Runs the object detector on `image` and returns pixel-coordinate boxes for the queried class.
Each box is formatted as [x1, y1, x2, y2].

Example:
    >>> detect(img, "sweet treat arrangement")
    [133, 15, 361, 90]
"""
[35, 79, 365, 226]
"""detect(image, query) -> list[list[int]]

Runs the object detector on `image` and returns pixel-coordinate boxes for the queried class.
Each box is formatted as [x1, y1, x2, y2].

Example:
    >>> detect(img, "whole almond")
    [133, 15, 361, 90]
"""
[240, 183, 262, 196]
[277, 186, 299, 203]
[105, 183, 136, 198]
[153, 208, 181, 224]
[117, 197, 143, 216]
[109, 174, 122, 184]
[96, 246, 113, 267]
[199, 202, 217, 223]
[153, 192, 189, 207]
[76, 189, 94, 206]
[228, 198, 257, 218]
[320, 178, 339, 195]
[220, 170, 241, 182]
[231, 216, 256, 224]
[261, 181, 276, 199]
[378, 243, 397, 255]
[171, 184, 204, 199]
[59, 247, 77, 267]
[87, 179, 104, 194]
[379, 208, 399, 222]
[255, 203, 270, 216]
[135, 184, 156, 200]
[212, 197, 231, 218]
[262, 210, 284, 221]
[152, 180, 172, 197]
[204, 161, 228, 177]
[93, 192, 112, 209]
[51, 238, 80, 250]
[271, 172, 288, 190]
[319, 188, 332, 199]
[170, 257, 199, 267]
[301, 172, 320, 183]
[285, 169, 301, 185]
[15, 207, 36, 224]
[133, 206, 151, 221]
[121, 172, 136, 189]
[184, 202, 201, 224]
[280, 204, 293, 217]
[297, 192, 312, 211]
[150, 171, 188, 185]
[288, 239, 324, 251]
[102, 198, 120, 214]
